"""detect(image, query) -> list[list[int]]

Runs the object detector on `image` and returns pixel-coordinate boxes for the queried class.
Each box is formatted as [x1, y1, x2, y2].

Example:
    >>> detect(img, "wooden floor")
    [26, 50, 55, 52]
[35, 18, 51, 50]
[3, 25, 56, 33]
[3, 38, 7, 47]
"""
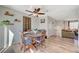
[4, 36, 79, 53]
[42, 36, 79, 53]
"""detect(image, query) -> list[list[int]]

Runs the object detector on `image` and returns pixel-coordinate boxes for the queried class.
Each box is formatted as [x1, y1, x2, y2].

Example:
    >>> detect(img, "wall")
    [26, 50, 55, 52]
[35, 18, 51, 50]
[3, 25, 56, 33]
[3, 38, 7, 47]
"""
[47, 16, 68, 37]
[31, 16, 47, 30]
[47, 16, 56, 37]
[0, 6, 28, 45]
[55, 21, 65, 37]
[38, 16, 47, 30]
[31, 16, 39, 30]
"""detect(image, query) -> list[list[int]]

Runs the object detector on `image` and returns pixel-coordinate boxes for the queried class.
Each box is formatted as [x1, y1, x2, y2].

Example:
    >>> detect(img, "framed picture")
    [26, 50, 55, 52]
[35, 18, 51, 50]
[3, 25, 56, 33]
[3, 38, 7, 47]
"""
[40, 19, 45, 23]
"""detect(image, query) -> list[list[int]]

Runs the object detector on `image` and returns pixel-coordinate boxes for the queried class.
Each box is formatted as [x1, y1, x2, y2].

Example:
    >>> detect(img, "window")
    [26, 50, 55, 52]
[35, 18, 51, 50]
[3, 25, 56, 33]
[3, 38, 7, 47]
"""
[70, 22, 78, 29]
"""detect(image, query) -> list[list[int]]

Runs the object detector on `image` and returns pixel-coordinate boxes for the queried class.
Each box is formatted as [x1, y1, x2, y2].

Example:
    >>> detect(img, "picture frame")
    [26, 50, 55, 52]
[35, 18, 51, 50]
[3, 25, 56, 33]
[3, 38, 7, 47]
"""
[40, 19, 45, 23]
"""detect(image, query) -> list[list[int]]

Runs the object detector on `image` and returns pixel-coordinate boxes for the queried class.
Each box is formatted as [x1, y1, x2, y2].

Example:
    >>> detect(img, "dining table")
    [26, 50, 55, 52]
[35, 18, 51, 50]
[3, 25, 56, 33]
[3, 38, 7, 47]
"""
[23, 31, 43, 45]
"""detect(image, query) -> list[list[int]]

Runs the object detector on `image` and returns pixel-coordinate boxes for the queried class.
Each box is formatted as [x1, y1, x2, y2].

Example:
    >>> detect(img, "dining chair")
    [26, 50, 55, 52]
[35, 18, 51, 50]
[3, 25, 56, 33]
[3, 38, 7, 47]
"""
[36, 32, 46, 48]
[20, 32, 35, 52]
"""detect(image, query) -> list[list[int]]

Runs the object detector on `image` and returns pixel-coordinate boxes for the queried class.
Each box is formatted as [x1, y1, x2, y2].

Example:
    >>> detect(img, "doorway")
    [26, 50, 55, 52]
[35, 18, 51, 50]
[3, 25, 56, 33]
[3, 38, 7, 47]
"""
[23, 16, 31, 32]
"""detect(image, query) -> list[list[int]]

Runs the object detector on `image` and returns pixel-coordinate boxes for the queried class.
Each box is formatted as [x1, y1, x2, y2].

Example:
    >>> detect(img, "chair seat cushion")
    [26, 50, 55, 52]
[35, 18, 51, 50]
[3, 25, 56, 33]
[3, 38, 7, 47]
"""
[23, 37, 32, 45]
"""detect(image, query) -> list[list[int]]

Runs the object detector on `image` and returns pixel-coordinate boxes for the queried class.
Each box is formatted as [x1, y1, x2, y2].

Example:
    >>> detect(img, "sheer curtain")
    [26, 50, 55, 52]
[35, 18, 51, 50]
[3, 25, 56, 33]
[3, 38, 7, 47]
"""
[0, 26, 4, 51]
[0, 26, 14, 53]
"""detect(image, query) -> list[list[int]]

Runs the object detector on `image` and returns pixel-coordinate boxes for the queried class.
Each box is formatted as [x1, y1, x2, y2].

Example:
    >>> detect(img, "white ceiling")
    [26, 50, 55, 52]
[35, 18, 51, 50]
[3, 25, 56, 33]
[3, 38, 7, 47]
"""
[3, 5, 79, 20]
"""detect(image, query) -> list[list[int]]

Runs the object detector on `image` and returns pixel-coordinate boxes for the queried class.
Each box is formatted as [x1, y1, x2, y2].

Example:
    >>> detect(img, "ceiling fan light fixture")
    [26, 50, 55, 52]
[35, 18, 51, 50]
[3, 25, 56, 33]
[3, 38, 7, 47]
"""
[25, 8, 45, 17]
[33, 13, 37, 16]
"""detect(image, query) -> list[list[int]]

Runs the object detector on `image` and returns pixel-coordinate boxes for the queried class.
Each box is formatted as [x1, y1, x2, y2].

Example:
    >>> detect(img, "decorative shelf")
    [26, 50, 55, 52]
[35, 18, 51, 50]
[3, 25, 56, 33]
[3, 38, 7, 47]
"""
[0, 20, 14, 25]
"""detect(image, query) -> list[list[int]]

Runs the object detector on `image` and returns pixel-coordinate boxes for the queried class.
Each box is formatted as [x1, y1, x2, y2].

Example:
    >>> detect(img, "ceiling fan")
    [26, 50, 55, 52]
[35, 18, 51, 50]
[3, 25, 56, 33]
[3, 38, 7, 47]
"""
[25, 8, 45, 17]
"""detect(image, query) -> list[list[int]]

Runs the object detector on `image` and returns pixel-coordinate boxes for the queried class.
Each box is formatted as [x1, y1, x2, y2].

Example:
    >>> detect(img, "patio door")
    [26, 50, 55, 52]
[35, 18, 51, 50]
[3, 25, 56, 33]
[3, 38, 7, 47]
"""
[23, 16, 31, 32]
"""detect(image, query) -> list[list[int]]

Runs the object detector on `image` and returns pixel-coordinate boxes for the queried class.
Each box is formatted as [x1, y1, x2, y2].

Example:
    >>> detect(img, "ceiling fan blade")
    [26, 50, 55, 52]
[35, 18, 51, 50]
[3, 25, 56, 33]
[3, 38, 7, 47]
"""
[33, 8, 40, 13]
[28, 14, 33, 16]
[37, 13, 45, 15]
[25, 10, 33, 13]
[37, 8, 40, 12]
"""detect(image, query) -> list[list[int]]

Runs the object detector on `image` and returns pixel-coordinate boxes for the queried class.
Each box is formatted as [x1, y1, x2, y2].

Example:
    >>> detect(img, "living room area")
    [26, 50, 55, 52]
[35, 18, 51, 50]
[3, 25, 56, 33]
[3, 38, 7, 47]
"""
[0, 5, 79, 53]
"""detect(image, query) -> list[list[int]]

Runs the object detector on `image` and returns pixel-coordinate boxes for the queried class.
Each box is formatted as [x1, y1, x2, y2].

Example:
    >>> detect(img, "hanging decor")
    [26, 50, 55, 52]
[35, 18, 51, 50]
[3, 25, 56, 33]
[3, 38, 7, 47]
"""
[14, 19, 21, 22]
[4, 11, 14, 16]
[40, 19, 45, 23]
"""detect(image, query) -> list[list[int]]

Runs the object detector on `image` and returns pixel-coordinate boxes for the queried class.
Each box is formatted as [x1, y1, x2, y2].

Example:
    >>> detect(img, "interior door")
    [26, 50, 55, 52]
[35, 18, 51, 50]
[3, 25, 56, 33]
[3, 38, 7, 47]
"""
[23, 16, 31, 32]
